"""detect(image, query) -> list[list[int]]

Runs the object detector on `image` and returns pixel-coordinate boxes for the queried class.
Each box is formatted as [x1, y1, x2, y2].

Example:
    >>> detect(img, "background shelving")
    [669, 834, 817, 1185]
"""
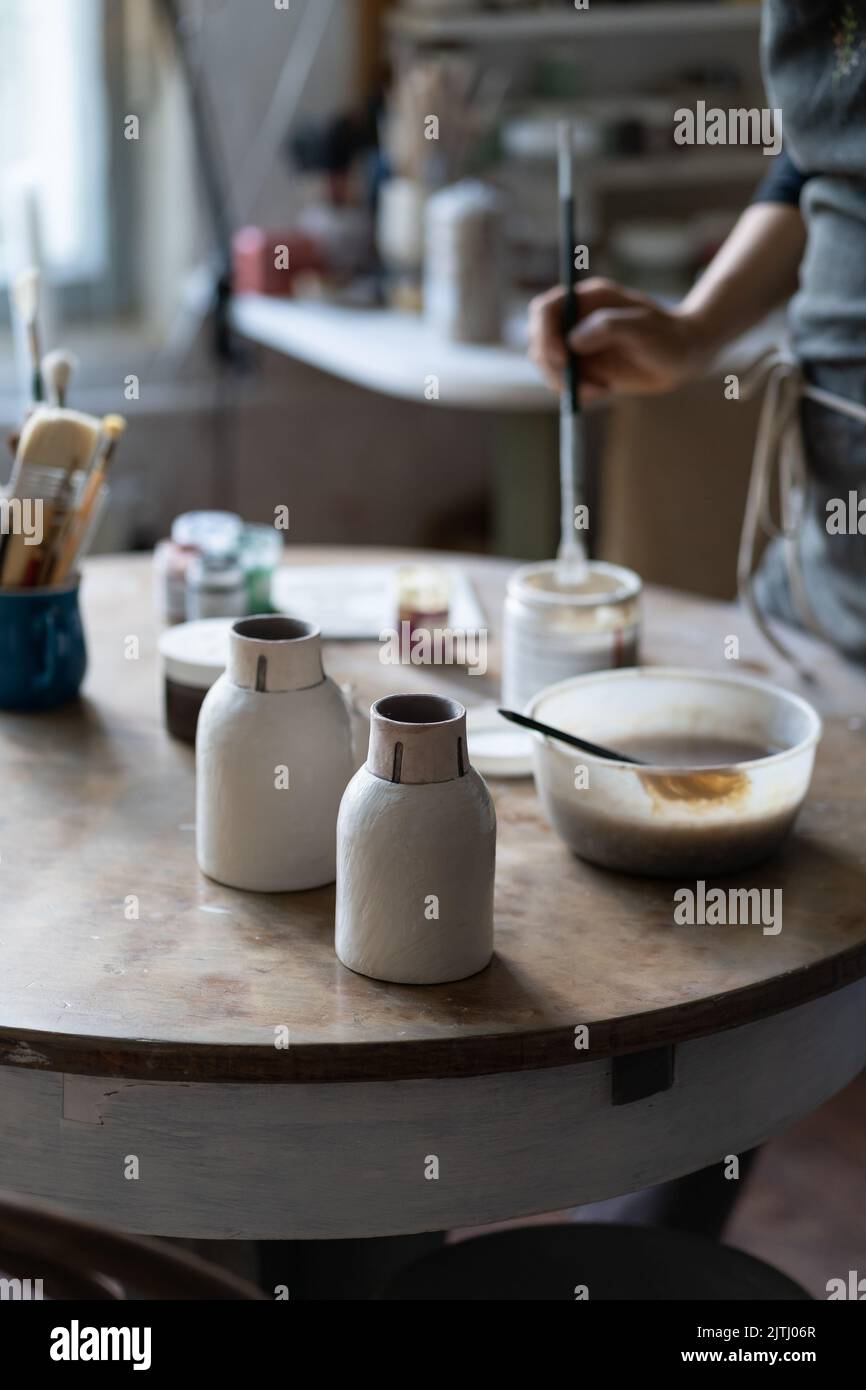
[387, 2, 761, 45]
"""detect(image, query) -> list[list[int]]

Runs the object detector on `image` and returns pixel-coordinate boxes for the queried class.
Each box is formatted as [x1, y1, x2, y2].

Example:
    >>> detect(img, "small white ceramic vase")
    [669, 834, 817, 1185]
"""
[335, 693, 496, 984]
[196, 616, 354, 892]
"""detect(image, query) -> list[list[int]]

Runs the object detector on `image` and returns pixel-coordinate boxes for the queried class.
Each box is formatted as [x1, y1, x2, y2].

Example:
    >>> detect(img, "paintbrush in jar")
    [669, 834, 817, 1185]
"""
[42, 349, 78, 408]
[51, 414, 126, 584]
[11, 268, 45, 404]
[1, 408, 102, 588]
[556, 121, 588, 587]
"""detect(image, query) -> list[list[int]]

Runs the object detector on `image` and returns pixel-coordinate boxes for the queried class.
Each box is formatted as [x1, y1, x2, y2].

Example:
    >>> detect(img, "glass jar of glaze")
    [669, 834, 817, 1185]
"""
[186, 553, 248, 622]
[502, 560, 642, 713]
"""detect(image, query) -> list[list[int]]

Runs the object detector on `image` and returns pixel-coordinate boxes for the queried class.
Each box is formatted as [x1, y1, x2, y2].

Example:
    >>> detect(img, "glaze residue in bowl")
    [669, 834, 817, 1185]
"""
[528, 667, 822, 877]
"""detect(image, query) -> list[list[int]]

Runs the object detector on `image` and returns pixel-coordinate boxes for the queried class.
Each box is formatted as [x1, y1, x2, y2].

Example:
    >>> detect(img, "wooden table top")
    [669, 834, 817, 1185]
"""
[2, 549, 866, 1085]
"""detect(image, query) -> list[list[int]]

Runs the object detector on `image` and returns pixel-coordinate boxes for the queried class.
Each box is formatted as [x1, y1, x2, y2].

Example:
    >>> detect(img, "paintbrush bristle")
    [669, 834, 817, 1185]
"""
[102, 414, 127, 439]
[12, 267, 40, 326]
[42, 350, 79, 407]
[101, 415, 127, 458]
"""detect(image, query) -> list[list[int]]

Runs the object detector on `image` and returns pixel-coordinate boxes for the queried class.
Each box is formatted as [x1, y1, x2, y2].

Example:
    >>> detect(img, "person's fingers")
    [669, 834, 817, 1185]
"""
[576, 278, 643, 317]
[533, 358, 564, 394]
[528, 288, 568, 374]
[529, 280, 652, 395]
[579, 379, 610, 403]
[527, 338, 564, 392]
[567, 306, 645, 355]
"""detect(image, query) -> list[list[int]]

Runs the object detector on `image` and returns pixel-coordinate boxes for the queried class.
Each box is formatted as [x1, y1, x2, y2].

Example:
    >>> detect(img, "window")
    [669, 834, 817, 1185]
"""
[0, 0, 109, 289]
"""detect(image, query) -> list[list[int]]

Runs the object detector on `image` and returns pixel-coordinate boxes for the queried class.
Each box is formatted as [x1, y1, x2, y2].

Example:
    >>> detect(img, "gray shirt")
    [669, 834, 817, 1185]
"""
[762, 0, 866, 366]
[751, 3, 866, 659]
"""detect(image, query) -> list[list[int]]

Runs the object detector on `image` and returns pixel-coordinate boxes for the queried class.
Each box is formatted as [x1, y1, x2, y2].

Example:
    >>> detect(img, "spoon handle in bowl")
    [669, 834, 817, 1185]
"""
[498, 710, 645, 765]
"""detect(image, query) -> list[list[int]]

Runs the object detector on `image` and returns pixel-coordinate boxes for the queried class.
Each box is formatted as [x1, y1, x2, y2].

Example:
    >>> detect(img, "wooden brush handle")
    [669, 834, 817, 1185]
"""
[51, 469, 105, 585]
[1, 501, 56, 587]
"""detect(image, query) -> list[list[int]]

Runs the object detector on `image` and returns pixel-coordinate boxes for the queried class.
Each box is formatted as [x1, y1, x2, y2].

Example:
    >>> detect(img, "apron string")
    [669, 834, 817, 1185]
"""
[734, 350, 866, 680]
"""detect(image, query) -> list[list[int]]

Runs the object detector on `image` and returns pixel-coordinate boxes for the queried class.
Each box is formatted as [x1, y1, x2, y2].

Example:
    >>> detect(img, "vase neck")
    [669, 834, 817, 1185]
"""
[228, 616, 323, 693]
[366, 693, 469, 785]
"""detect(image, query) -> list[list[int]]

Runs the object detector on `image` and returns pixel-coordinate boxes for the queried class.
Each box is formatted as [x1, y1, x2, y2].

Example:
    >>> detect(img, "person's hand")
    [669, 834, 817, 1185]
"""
[528, 278, 711, 401]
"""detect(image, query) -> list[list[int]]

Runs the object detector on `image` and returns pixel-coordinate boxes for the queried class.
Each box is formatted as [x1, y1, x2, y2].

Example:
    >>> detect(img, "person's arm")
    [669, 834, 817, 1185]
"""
[529, 193, 806, 399]
[677, 200, 806, 361]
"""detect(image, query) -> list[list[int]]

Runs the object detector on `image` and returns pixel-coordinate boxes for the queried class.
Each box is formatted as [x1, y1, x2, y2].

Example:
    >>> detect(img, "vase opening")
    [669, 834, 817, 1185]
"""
[233, 616, 318, 643]
[229, 615, 324, 693]
[368, 693, 469, 785]
[373, 693, 464, 726]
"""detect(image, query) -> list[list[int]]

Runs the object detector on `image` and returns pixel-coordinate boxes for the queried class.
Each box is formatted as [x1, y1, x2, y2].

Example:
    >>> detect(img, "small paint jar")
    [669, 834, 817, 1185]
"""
[239, 525, 284, 614]
[154, 511, 243, 625]
[502, 560, 641, 713]
[159, 618, 232, 744]
[394, 564, 450, 659]
[186, 553, 248, 622]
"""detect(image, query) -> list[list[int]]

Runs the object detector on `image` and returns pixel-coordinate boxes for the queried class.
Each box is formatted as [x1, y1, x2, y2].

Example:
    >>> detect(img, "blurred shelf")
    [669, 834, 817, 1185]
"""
[387, 2, 761, 44]
[232, 293, 783, 413]
[232, 294, 554, 412]
[587, 149, 767, 188]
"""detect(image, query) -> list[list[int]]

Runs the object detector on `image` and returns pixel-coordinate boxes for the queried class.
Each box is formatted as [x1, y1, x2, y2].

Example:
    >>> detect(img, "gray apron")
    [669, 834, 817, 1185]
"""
[739, 353, 866, 675]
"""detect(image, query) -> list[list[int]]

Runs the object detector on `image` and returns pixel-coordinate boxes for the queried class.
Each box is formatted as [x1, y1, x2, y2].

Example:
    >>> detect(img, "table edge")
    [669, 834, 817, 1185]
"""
[1, 936, 863, 1084]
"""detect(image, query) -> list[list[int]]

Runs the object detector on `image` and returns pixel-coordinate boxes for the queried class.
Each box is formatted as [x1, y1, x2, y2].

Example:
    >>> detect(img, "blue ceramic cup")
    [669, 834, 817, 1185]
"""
[0, 578, 87, 711]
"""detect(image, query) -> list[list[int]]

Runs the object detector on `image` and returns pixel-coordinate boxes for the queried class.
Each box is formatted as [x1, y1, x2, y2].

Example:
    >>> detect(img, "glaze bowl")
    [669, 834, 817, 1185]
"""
[528, 667, 822, 877]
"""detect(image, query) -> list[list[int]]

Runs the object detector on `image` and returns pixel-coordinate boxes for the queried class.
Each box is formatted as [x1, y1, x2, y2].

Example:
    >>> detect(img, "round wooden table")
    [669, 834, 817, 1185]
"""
[2, 549, 866, 1240]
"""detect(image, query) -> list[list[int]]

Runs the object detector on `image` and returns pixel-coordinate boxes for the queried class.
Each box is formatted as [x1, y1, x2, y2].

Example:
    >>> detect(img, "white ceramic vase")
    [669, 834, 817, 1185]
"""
[335, 693, 496, 984]
[196, 616, 354, 892]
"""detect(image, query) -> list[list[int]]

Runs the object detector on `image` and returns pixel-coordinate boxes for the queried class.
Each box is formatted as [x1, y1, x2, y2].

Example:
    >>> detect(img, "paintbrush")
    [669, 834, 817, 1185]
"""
[36, 445, 83, 585]
[556, 122, 588, 586]
[51, 414, 126, 584]
[498, 709, 645, 764]
[12, 268, 44, 404]
[42, 349, 78, 408]
[1, 409, 102, 587]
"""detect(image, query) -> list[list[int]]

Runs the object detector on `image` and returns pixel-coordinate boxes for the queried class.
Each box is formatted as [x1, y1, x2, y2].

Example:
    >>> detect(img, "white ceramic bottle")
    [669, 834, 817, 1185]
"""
[335, 693, 496, 984]
[196, 616, 354, 892]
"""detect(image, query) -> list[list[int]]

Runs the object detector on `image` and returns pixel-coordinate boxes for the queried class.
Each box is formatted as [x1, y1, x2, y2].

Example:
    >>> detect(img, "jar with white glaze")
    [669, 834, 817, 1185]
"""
[335, 693, 496, 985]
[502, 560, 642, 713]
[196, 616, 354, 892]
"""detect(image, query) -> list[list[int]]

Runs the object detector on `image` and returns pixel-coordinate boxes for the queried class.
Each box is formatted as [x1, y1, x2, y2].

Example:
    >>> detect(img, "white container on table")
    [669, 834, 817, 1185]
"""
[502, 560, 642, 713]
[336, 693, 496, 984]
[196, 616, 354, 892]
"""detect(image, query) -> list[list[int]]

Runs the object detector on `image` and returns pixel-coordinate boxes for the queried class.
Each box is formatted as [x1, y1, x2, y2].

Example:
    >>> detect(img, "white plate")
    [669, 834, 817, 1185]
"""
[467, 703, 534, 779]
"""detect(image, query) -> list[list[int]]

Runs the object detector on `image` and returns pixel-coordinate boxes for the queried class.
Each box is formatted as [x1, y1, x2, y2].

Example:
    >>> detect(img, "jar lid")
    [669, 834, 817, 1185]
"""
[158, 618, 232, 689]
[171, 511, 243, 554]
[507, 560, 642, 609]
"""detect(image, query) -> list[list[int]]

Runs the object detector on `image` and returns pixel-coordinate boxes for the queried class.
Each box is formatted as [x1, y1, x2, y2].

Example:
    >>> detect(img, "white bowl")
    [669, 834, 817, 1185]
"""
[528, 667, 822, 877]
